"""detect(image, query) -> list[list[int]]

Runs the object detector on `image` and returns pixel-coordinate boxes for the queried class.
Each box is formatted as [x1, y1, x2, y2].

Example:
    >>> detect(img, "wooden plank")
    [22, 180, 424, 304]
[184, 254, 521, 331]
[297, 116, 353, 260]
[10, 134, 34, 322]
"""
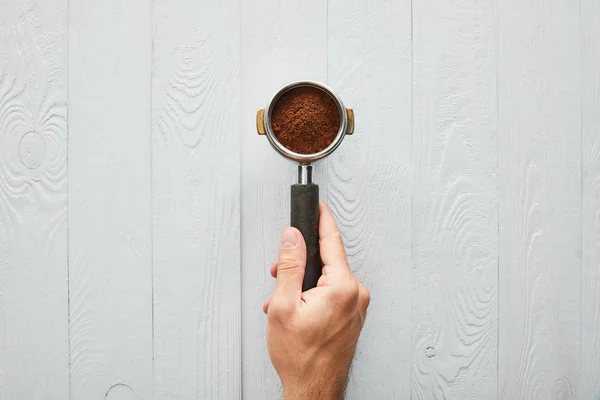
[580, 1, 600, 398]
[240, 1, 327, 398]
[327, 0, 412, 398]
[68, 0, 153, 398]
[0, 1, 68, 398]
[498, 0, 581, 398]
[411, 1, 498, 398]
[151, 0, 241, 398]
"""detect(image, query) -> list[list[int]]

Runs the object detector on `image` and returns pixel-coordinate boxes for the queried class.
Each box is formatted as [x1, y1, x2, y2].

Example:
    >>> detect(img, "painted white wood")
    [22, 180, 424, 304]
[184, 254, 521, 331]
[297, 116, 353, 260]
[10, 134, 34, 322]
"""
[240, 0, 327, 398]
[68, 0, 153, 398]
[0, 1, 69, 398]
[411, 1, 499, 399]
[327, 0, 412, 398]
[151, 0, 241, 398]
[498, 1, 581, 399]
[580, 1, 600, 398]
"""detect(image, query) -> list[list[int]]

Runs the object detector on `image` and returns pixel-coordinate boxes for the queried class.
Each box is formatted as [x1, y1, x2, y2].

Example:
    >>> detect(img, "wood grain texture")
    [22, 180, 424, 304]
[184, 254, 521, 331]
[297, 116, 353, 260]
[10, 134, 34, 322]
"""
[240, 0, 327, 398]
[498, 1, 581, 399]
[580, 1, 600, 398]
[327, 0, 412, 398]
[152, 0, 241, 398]
[0, 1, 68, 398]
[412, 1, 498, 398]
[68, 0, 153, 398]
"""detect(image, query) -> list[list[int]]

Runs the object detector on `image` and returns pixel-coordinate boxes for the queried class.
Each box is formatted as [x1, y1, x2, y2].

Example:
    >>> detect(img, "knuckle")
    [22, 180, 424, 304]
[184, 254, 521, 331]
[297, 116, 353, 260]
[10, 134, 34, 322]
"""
[350, 282, 360, 297]
[317, 275, 329, 287]
[267, 300, 293, 321]
[320, 229, 343, 241]
[277, 254, 302, 272]
[334, 280, 360, 304]
[360, 287, 371, 308]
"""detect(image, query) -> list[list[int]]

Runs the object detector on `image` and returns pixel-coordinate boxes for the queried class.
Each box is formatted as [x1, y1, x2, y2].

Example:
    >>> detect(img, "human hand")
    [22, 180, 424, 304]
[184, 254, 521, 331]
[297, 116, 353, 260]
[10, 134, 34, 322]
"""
[263, 201, 370, 400]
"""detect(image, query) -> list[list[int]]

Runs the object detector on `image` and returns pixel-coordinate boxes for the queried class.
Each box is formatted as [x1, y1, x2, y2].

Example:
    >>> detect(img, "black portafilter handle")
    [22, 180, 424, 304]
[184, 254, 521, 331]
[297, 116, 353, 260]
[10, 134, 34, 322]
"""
[290, 165, 321, 291]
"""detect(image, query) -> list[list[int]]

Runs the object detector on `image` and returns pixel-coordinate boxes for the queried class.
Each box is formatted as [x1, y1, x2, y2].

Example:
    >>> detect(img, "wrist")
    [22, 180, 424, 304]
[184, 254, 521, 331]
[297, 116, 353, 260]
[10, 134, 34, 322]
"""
[282, 371, 347, 400]
[283, 384, 344, 400]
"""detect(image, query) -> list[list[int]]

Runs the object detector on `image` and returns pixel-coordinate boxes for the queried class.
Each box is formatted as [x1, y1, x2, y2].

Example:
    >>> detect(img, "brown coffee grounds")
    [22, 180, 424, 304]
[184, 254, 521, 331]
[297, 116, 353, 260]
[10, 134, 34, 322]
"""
[270, 86, 340, 154]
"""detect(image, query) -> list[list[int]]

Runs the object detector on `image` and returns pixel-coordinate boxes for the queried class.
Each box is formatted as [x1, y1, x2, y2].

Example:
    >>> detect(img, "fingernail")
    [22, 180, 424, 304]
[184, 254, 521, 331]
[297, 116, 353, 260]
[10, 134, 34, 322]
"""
[280, 227, 298, 248]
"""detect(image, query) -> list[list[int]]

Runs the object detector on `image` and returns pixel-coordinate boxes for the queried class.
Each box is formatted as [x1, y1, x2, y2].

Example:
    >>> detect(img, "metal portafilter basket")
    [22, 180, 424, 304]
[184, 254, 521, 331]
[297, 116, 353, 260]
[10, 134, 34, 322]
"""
[256, 81, 354, 291]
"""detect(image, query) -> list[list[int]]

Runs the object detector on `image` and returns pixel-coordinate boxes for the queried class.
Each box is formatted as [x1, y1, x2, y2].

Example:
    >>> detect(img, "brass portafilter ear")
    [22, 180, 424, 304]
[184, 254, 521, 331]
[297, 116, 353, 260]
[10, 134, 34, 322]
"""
[256, 81, 354, 291]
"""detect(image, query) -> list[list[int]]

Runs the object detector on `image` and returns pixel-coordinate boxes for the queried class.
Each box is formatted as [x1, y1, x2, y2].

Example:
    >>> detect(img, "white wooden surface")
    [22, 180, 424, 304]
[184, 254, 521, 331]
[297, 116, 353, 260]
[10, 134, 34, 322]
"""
[580, 1, 600, 398]
[152, 0, 241, 398]
[498, 1, 581, 399]
[0, 1, 68, 398]
[412, 1, 498, 398]
[68, 0, 153, 398]
[1, 0, 599, 399]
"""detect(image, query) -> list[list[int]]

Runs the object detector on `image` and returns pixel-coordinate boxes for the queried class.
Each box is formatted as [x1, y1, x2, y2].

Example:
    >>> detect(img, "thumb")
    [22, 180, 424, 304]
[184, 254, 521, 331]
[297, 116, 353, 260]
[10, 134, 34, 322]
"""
[273, 227, 306, 309]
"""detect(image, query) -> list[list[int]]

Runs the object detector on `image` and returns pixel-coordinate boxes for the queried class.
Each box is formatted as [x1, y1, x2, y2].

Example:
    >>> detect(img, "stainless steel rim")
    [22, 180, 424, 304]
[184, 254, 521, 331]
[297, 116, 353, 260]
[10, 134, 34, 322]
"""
[263, 80, 348, 164]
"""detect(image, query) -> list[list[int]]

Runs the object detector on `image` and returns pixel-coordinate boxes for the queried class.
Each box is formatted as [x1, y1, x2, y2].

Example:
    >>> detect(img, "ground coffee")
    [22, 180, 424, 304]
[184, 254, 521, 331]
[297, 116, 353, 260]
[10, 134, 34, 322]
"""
[270, 86, 340, 154]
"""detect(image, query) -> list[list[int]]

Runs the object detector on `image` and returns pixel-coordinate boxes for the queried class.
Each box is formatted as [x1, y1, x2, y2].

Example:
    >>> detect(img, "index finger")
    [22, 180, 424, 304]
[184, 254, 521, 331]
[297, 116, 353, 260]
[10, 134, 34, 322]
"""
[319, 201, 349, 271]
